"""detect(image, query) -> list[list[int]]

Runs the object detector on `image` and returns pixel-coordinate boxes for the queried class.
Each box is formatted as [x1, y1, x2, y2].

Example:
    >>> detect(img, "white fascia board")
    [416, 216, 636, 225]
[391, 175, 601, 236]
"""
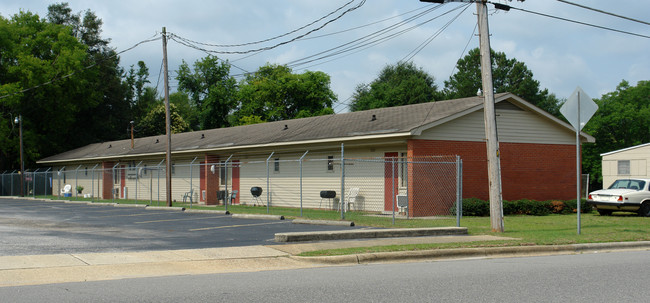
[600, 142, 650, 157]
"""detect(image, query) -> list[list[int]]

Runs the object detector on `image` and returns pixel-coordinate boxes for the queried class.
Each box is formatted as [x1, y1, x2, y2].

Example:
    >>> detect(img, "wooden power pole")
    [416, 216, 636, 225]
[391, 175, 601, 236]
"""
[420, 0, 504, 232]
[476, 1, 504, 232]
[162, 27, 172, 207]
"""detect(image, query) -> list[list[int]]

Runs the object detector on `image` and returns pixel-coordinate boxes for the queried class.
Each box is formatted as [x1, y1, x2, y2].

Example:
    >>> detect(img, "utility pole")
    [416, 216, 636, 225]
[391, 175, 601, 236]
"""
[162, 27, 172, 207]
[476, 1, 503, 232]
[420, 0, 504, 232]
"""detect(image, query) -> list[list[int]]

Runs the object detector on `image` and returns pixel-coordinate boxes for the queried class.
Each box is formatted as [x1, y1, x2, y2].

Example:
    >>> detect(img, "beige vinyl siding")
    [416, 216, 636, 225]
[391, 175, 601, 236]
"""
[418, 102, 574, 144]
[238, 148, 402, 211]
[601, 144, 650, 187]
[52, 164, 103, 199]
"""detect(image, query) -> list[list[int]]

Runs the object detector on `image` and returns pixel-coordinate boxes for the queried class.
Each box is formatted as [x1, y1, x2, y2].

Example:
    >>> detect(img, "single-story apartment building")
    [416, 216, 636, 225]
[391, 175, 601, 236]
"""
[600, 142, 650, 187]
[38, 93, 594, 216]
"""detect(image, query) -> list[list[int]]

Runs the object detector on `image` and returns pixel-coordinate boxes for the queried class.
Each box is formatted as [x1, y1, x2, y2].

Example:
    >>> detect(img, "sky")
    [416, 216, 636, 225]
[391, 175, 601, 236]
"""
[2, 0, 649, 113]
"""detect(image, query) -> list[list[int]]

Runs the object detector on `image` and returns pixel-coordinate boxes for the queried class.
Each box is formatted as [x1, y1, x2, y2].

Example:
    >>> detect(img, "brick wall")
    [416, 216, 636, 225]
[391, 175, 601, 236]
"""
[408, 139, 576, 202]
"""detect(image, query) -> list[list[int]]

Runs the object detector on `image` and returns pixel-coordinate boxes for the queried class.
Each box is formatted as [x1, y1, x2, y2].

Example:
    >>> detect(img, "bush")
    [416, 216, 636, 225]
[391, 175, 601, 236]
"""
[503, 199, 551, 216]
[563, 199, 593, 214]
[455, 198, 490, 217]
[451, 198, 590, 216]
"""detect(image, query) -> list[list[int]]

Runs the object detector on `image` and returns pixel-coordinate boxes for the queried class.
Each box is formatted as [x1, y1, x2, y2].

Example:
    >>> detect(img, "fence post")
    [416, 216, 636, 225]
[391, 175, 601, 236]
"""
[299, 151, 309, 217]
[224, 155, 233, 212]
[340, 144, 345, 220]
[56, 167, 64, 199]
[157, 159, 164, 206]
[112, 163, 119, 204]
[392, 157, 396, 225]
[189, 157, 198, 208]
[32, 168, 39, 198]
[266, 152, 274, 213]
[90, 164, 97, 202]
[74, 165, 82, 199]
[456, 156, 463, 227]
[134, 161, 142, 202]
[11, 170, 16, 196]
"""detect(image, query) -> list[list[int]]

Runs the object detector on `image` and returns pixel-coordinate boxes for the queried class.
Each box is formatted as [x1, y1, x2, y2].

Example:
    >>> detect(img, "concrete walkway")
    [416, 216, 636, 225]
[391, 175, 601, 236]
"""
[2, 231, 649, 287]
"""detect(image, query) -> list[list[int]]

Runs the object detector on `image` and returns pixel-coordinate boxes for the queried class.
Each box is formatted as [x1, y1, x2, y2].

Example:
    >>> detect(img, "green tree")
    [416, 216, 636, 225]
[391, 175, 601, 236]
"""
[176, 56, 237, 130]
[47, 2, 131, 144]
[350, 61, 440, 111]
[137, 103, 190, 137]
[235, 64, 336, 124]
[0, 11, 89, 169]
[444, 48, 560, 116]
[582, 80, 650, 189]
[169, 91, 200, 130]
[125, 61, 157, 123]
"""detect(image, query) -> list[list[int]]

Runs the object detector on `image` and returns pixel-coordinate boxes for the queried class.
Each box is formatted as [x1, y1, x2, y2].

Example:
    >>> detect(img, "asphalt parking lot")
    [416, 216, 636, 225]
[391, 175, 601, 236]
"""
[0, 198, 368, 256]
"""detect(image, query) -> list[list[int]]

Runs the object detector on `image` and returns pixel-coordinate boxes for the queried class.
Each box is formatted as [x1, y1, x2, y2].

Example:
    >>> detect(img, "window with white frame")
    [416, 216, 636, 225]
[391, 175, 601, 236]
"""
[399, 152, 408, 188]
[618, 160, 630, 175]
[220, 162, 232, 186]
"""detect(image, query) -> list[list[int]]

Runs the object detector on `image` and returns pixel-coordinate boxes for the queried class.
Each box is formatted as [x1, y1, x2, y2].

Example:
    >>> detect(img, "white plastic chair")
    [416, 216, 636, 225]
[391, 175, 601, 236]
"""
[60, 184, 72, 194]
[182, 188, 194, 203]
[340, 187, 360, 211]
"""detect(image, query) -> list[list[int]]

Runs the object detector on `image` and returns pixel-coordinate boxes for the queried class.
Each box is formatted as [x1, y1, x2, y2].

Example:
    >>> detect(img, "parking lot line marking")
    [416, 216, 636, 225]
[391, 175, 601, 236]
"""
[135, 216, 225, 224]
[95, 212, 177, 218]
[189, 221, 285, 231]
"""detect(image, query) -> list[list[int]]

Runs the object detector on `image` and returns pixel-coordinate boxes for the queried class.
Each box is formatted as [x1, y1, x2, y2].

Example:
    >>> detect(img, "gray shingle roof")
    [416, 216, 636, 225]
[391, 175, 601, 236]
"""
[38, 94, 507, 163]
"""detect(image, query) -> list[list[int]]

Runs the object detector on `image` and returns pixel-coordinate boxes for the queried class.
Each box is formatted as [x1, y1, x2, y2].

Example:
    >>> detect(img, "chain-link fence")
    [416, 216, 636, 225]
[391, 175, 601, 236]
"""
[0, 169, 53, 198]
[2, 154, 462, 220]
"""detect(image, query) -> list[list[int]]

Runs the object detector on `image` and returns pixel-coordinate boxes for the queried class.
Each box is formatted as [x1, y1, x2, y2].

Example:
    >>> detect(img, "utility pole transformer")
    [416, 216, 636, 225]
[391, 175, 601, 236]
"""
[476, 1, 504, 232]
[162, 27, 172, 207]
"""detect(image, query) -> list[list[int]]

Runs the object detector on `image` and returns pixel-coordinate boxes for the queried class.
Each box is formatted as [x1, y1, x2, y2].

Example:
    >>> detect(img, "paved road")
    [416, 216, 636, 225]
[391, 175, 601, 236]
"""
[0, 198, 368, 256]
[1, 249, 648, 302]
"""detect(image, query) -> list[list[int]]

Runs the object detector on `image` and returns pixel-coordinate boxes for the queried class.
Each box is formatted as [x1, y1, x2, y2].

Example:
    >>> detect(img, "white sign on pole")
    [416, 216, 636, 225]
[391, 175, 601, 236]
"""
[560, 86, 598, 131]
[559, 86, 598, 235]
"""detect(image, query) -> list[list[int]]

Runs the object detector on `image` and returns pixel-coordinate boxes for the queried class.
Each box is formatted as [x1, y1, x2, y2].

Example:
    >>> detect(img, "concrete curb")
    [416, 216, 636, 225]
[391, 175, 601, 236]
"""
[145, 206, 184, 211]
[292, 219, 355, 227]
[62, 200, 87, 204]
[87, 202, 118, 206]
[275, 227, 468, 242]
[114, 203, 148, 208]
[292, 241, 650, 264]
[232, 214, 284, 220]
[183, 209, 230, 215]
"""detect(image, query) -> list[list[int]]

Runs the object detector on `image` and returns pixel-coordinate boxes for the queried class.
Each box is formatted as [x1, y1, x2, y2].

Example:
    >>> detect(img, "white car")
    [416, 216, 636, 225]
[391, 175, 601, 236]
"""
[587, 179, 650, 216]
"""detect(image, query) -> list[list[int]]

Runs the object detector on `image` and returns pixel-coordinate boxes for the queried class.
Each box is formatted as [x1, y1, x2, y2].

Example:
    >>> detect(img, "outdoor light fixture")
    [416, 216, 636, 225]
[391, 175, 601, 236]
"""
[14, 115, 24, 197]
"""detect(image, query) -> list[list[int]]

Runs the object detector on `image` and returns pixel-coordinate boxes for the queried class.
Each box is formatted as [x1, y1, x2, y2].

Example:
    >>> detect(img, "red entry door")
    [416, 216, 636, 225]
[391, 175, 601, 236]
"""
[120, 165, 126, 199]
[384, 152, 398, 211]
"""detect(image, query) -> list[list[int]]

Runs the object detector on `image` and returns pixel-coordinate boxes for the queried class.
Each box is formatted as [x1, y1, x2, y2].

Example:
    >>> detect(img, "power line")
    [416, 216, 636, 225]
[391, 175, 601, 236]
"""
[556, 0, 650, 26]
[169, 0, 366, 55]
[401, 3, 471, 63]
[448, 21, 478, 80]
[0, 34, 162, 100]
[299, 4, 435, 41]
[489, 2, 650, 39]
[285, 4, 456, 70]
[177, 0, 356, 48]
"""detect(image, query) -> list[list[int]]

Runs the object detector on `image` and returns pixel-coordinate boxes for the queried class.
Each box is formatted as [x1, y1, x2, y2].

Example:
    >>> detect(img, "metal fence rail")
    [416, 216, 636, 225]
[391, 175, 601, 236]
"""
[1, 153, 462, 223]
